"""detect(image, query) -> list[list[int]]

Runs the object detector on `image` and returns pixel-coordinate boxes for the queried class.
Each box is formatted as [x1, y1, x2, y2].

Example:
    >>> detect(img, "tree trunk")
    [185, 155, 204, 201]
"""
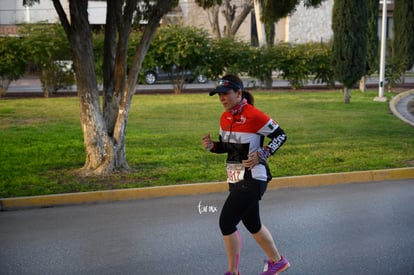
[52, 0, 176, 176]
[71, 7, 114, 174]
[230, 1, 253, 36]
[172, 77, 185, 94]
[263, 71, 273, 89]
[207, 0, 252, 39]
[208, 6, 221, 39]
[111, 3, 168, 170]
[359, 75, 366, 92]
[222, 0, 234, 38]
[344, 87, 351, 104]
[40, 69, 53, 98]
[100, 0, 136, 172]
[53, 0, 114, 175]
[0, 78, 11, 98]
[102, 0, 118, 139]
[0, 88, 5, 98]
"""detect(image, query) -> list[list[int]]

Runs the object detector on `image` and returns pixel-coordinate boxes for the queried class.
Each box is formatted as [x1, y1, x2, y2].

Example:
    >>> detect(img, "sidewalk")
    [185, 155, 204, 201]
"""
[7, 75, 414, 92]
[390, 89, 414, 127]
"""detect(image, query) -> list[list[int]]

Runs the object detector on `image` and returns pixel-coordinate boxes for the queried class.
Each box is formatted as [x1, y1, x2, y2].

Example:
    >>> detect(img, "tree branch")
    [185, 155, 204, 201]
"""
[52, 0, 71, 36]
[231, 2, 253, 36]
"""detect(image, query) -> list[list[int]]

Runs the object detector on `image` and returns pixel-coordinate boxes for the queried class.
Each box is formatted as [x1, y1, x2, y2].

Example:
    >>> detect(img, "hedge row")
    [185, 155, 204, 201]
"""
[106, 26, 335, 89]
[1, 24, 405, 96]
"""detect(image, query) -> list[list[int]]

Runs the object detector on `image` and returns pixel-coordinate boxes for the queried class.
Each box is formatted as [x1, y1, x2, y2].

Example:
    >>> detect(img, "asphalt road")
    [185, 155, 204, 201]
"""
[1, 179, 414, 275]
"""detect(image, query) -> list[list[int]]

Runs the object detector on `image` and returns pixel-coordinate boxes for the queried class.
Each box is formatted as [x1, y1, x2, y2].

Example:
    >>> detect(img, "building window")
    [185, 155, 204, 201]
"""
[378, 16, 393, 39]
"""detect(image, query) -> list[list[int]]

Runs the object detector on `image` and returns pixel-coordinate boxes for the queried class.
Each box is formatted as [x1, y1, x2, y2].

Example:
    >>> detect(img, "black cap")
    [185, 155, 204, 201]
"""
[209, 79, 244, 96]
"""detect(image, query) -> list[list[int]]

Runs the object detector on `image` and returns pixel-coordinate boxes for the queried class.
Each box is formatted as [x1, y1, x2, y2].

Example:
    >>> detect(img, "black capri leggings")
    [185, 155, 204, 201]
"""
[219, 179, 267, 236]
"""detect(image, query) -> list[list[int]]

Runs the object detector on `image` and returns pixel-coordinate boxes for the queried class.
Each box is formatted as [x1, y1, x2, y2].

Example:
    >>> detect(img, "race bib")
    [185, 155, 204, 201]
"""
[226, 162, 245, 183]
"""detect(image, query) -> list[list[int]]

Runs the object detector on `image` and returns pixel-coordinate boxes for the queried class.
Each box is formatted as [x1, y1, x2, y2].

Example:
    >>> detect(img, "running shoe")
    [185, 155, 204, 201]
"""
[260, 256, 290, 275]
[224, 272, 240, 275]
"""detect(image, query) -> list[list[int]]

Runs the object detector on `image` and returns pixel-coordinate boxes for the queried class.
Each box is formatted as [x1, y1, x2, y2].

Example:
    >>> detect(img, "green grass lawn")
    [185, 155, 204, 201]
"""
[1, 90, 413, 198]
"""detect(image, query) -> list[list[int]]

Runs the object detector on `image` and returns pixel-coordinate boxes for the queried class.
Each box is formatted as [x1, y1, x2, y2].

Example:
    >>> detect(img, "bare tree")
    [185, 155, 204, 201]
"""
[198, 0, 253, 39]
[197, 0, 326, 41]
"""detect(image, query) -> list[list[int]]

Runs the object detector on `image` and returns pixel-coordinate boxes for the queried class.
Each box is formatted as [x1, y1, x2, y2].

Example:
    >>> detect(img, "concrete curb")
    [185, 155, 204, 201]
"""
[1, 167, 413, 211]
[389, 89, 414, 127]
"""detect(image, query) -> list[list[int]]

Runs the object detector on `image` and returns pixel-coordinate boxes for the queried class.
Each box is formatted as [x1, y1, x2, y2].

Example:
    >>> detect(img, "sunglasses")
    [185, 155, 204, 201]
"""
[217, 79, 243, 91]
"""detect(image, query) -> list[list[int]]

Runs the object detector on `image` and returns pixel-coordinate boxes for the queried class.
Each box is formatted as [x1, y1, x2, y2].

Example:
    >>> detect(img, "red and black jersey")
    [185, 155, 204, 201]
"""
[211, 104, 287, 182]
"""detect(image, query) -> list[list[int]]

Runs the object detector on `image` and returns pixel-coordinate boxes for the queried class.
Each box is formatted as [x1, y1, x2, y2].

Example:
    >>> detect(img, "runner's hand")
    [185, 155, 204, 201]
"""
[242, 152, 259, 170]
[202, 134, 214, 150]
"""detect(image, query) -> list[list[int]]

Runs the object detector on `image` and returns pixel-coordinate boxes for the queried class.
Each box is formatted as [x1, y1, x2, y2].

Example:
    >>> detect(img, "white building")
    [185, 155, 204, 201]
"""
[0, 0, 105, 35]
[177, 0, 335, 43]
[280, 0, 334, 43]
[0, 0, 394, 43]
[176, 0, 393, 44]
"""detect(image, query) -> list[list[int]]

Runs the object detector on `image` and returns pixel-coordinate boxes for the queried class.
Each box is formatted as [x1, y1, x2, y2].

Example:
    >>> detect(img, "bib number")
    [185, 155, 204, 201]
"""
[226, 162, 245, 183]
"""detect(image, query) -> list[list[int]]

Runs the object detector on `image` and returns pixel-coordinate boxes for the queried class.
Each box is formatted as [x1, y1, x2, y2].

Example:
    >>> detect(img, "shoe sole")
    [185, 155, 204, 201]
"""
[274, 262, 290, 275]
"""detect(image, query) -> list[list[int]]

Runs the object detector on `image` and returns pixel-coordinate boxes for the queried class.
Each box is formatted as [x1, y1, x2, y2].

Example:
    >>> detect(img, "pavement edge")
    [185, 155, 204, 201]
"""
[389, 89, 414, 127]
[1, 167, 413, 211]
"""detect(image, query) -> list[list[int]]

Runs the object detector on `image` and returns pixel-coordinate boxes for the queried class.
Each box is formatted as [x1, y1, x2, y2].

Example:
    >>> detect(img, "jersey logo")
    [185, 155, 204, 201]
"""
[235, 115, 246, 124]
[267, 120, 277, 130]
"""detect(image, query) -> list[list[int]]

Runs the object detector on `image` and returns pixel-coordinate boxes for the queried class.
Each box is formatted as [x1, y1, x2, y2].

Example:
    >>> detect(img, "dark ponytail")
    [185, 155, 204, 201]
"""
[242, 90, 254, 106]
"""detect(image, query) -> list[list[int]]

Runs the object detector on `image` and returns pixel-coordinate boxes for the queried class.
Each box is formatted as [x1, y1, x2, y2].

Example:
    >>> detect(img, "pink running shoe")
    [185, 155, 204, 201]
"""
[260, 256, 290, 275]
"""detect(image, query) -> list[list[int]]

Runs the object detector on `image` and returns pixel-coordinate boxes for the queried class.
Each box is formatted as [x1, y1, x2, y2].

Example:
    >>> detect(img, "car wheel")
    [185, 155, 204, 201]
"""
[196, 75, 207, 84]
[145, 71, 157, 85]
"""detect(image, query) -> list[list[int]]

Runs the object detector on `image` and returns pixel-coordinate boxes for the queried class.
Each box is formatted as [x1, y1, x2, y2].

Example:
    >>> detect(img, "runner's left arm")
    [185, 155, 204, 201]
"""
[256, 122, 287, 163]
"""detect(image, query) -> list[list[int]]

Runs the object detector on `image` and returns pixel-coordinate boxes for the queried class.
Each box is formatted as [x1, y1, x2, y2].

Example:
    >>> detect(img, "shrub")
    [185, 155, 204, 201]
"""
[0, 37, 27, 98]
[246, 45, 281, 86]
[277, 43, 313, 89]
[20, 24, 72, 97]
[307, 43, 335, 87]
[144, 25, 212, 93]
